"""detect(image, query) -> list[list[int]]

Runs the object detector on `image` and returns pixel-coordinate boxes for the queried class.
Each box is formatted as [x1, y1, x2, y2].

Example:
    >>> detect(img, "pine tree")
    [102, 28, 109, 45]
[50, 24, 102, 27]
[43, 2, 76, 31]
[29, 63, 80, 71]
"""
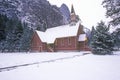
[90, 26, 95, 41]
[91, 21, 114, 55]
[89, 26, 96, 47]
[0, 14, 8, 41]
[0, 15, 23, 52]
[19, 22, 33, 52]
[112, 28, 120, 50]
[5, 19, 22, 52]
[102, 0, 120, 26]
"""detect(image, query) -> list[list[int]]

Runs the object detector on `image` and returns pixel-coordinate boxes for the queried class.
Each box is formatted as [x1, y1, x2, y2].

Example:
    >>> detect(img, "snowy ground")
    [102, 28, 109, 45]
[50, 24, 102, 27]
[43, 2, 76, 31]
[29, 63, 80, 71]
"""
[0, 51, 120, 80]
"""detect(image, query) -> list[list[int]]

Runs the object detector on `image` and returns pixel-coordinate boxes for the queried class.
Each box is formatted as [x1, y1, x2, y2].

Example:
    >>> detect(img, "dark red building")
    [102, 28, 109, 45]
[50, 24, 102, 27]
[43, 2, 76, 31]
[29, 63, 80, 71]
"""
[30, 5, 90, 52]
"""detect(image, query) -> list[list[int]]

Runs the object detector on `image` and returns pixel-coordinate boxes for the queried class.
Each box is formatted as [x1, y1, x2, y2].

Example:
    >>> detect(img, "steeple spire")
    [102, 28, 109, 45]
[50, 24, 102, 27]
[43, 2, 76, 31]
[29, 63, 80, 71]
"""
[70, 4, 77, 25]
[71, 4, 75, 14]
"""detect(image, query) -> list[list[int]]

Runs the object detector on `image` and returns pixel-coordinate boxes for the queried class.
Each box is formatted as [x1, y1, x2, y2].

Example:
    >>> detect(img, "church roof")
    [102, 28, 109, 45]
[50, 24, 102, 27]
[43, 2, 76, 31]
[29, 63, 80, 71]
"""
[36, 21, 81, 44]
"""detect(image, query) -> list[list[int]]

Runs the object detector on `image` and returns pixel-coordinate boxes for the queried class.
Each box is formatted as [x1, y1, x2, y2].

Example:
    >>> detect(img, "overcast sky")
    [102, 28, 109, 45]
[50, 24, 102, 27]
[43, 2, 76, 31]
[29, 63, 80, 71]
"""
[48, 0, 107, 29]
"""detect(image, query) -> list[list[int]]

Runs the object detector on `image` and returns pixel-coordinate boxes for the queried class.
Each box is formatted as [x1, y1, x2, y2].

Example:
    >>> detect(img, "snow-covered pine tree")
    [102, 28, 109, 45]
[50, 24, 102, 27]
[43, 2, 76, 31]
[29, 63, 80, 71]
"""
[19, 22, 33, 52]
[5, 19, 23, 52]
[91, 21, 114, 55]
[112, 28, 120, 50]
[90, 26, 96, 45]
[102, 0, 120, 26]
[0, 14, 7, 41]
[0, 15, 24, 52]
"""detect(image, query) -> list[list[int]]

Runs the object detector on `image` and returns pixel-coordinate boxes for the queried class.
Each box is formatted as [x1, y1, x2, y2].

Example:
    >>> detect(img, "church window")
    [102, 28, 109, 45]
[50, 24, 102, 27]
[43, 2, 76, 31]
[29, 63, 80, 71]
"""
[61, 39, 64, 46]
[68, 38, 71, 45]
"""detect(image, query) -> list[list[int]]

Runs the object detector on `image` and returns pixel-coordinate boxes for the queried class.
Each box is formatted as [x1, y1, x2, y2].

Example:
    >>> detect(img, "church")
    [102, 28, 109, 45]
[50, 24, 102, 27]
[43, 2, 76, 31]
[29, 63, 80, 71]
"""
[30, 5, 90, 52]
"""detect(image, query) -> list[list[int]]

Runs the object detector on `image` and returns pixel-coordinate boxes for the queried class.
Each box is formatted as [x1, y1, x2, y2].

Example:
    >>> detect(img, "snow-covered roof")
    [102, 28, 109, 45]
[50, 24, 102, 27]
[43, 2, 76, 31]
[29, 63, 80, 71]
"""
[36, 21, 80, 43]
[78, 34, 87, 41]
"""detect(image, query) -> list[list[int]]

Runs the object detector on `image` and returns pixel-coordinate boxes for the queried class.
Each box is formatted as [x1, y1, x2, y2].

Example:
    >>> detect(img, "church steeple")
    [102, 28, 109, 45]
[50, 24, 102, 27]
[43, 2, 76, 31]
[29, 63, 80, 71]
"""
[71, 4, 75, 14]
[70, 4, 77, 25]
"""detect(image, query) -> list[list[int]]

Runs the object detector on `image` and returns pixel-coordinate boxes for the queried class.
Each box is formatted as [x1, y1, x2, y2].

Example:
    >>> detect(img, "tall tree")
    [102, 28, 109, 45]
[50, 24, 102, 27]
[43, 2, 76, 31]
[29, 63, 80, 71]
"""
[91, 21, 114, 55]
[0, 14, 8, 41]
[112, 28, 120, 50]
[102, 0, 120, 26]
[0, 15, 24, 52]
[19, 22, 33, 52]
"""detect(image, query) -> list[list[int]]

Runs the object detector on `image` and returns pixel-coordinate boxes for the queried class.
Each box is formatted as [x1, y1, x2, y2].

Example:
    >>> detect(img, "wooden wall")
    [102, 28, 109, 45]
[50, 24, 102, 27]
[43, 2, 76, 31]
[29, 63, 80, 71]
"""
[31, 32, 47, 52]
[54, 36, 78, 51]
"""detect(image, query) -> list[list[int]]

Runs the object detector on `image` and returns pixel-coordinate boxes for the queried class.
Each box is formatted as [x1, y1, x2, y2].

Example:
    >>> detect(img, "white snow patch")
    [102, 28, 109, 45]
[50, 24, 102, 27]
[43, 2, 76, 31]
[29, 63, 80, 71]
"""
[0, 51, 120, 80]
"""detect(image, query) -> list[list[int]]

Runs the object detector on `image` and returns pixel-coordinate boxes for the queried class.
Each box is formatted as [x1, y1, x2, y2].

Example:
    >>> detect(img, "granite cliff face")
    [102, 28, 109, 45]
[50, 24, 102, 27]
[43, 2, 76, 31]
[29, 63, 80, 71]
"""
[60, 4, 71, 24]
[0, 0, 71, 31]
